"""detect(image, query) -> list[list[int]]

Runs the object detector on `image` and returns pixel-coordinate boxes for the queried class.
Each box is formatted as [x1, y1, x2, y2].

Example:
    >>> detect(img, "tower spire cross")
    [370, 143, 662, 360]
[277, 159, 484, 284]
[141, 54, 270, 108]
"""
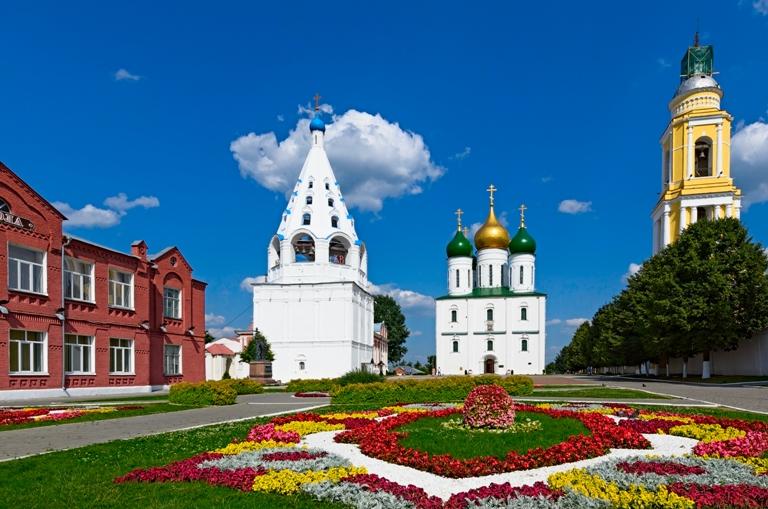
[313, 92, 321, 112]
[519, 203, 527, 228]
[454, 208, 464, 231]
[486, 184, 497, 207]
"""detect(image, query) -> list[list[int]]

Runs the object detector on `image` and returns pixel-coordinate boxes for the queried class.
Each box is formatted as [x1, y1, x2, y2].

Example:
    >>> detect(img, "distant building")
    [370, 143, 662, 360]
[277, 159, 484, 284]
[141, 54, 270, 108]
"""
[393, 365, 425, 376]
[205, 338, 250, 380]
[373, 322, 388, 375]
[0, 163, 206, 400]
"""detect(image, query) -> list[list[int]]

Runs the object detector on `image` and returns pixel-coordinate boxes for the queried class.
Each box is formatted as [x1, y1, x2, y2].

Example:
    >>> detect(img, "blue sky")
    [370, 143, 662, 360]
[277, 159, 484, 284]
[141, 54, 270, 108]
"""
[2, 1, 768, 364]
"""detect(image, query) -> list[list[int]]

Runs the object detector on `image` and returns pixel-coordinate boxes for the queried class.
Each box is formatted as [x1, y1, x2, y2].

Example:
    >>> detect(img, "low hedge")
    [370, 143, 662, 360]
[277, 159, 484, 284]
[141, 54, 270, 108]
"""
[169, 381, 237, 406]
[330, 375, 534, 405]
[219, 378, 264, 395]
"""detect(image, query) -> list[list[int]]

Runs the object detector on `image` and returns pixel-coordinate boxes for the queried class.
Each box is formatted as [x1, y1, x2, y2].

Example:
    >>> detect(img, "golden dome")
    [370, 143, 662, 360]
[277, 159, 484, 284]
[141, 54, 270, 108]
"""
[474, 205, 510, 250]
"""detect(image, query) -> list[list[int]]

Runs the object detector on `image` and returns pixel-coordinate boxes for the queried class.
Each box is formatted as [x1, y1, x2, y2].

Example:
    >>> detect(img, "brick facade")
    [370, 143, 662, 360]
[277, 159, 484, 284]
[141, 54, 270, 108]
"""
[0, 162, 206, 398]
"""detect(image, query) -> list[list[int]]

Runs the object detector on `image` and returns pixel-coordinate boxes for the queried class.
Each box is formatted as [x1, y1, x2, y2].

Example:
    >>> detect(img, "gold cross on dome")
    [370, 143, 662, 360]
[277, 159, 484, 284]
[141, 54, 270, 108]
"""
[455, 208, 464, 231]
[486, 184, 497, 206]
[519, 203, 527, 227]
[313, 93, 321, 112]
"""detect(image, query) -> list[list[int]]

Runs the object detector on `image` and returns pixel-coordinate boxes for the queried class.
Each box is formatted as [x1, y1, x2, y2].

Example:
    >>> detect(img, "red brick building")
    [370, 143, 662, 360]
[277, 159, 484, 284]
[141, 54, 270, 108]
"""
[0, 162, 206, 400]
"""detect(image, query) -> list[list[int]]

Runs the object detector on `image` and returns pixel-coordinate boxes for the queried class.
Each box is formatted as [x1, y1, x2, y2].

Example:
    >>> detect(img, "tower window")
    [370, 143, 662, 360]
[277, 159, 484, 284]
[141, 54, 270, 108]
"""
[487, 340, 493, 351]
[302, 213, 311, 225]
[455, 269, 460, 288]
[697, 206, 708, 222]
[328, 198, 334, 207]
[306, 196, 313, 205]
[331, 215, 339, 228]
[521, 339, 528, 352]
[452, 340, 459, 353]
[325, 182, 330, 190]
[695, 137, 712, 177]
[521, 307, 527, 321]
[467, 269, 471, 288]
[519, 266, 524, 285]
[299, 361, 305, 370]
[489, 265, 494, 286]
[308, 181, 313, 189]
[486, 308, 493, 322]
[450, 309, 457, 323]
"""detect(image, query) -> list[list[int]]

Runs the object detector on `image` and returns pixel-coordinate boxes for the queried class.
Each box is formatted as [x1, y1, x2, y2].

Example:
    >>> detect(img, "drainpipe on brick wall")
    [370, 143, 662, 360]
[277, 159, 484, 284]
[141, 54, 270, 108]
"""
[61, 235, 71, 394]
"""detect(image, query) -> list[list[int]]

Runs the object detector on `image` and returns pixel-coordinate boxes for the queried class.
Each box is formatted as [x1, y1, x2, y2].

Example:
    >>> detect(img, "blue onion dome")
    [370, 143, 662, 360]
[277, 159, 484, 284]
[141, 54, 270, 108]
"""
[309, 115, 326, 132]
[446, 229, 473, 258]
[509, 227, 536, 254]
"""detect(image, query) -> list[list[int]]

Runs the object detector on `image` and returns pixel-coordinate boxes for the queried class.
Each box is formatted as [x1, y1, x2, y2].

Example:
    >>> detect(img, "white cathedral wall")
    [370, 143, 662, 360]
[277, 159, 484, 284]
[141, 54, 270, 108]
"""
[436, 296, 545, 375]
[664, 331, 768, 376]
[253, 282, 374, 382]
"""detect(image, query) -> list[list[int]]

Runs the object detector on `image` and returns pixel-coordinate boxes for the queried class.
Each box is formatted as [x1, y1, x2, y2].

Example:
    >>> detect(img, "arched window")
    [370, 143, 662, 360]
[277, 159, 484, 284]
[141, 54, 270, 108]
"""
[467, 269, 471, 288]
[486, 308, 493, 322]
[328, 198, 334, 207]
[302, 213, 311, 225]
[521, 339, 528, 352]
[306, 196, 313, 205]
[521, 307, 527, 321]
[299, 361, 306, 370]
[478, 266, 482, 285]
[308, 180, 314, 189]
[292, 234, 315, 262]
[489, 265, 494, 286]
[487, 340, 493, 351]
[519, 266, 524, 285]
[450, 309, 457, 323]
[325, 182, 330, 190]
[331, 216, 339, 228]
[452, 340, 459, 353]
[455, 269, 460, 288]
[697, 206, 708, 222]
[695, 137, 712, 177]
[0, 199, 9, 212]
[329, 236, 350, 265]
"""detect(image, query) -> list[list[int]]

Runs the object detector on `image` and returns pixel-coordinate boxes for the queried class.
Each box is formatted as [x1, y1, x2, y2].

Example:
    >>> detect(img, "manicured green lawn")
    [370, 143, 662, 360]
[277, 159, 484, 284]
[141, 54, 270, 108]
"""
[0, 416, 347, 509]
[528, 387, 671, 399]
[0, 403, 191, 432]
[631, 404, 768, 422]
[396, 411, 590, 459]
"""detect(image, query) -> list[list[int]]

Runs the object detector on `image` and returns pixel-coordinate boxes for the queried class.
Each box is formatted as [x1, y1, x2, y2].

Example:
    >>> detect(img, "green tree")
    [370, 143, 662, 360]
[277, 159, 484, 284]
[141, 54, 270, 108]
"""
[204, 331, 216, 344]
[425, 355, 436, 375]
[240, 329, 275, 363]
[374, 295, 409, 364]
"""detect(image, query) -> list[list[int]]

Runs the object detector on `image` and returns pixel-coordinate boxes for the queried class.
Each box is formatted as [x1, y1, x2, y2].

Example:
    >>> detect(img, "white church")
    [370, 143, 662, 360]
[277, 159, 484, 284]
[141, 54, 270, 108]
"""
[435, 187, 546, 375]
[249, 108, 375, 382]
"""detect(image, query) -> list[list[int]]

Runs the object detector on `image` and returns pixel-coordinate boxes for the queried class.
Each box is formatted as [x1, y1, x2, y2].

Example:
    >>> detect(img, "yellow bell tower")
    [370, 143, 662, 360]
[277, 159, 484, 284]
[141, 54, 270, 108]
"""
[651, 35, 742, 254]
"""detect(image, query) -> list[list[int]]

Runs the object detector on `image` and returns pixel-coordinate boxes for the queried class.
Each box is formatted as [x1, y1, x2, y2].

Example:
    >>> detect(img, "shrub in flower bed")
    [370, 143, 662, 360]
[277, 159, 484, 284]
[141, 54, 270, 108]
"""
[218, 378, 264, 395]
[168, 381, 237, 406]
[335, 404, 650, 477]
[331, 374, 533, 405]
[462, 384, 516, 428]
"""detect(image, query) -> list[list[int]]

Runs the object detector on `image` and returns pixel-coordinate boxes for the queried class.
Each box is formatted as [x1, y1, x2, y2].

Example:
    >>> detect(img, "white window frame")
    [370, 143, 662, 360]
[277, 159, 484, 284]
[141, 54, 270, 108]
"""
[64, 334, 95, 374]
[164, 344, 182, 375]
[109, 338, 134, 374]
[163, 287, 181, 319]
[9, 330, 47, 374]
[8, 244, 46, 295]
[108, 268, 134, 309]
[64, 257, 95, 303]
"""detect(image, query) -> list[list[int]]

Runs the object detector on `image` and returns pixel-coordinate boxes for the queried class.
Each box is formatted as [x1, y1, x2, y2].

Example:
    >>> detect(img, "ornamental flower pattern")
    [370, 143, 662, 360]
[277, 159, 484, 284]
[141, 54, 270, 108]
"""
[462, 384, 516, 428]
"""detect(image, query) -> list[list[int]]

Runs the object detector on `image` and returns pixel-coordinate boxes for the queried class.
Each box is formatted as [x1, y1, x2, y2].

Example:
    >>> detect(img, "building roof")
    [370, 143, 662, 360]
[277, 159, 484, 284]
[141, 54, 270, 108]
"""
[394, 366, 425, 375]
[435, 288, 547, 300]
[66, 234, 139, 259]
[206, 343, 235, 356]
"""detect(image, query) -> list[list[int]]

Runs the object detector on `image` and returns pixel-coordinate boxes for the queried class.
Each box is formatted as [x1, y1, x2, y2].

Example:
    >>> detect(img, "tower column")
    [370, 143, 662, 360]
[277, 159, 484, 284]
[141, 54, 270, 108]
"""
[663, 207, 671, 246]
[679, 206, 687, 234]
[686, 126, 694, 179]
[691, 206, 699, 224]
[716, 124, 723, 176]
[726, 203, 733, 218]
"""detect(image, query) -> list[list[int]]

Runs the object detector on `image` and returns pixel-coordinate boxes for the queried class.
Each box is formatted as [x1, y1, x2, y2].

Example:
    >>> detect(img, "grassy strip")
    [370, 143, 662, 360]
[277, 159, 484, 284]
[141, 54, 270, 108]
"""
[0, 412, 346, 509]
[527, 388, 671, 399]
[397, 411, 589, 459]
[629, 404, 768, 422]
[0, 404, 190, 432]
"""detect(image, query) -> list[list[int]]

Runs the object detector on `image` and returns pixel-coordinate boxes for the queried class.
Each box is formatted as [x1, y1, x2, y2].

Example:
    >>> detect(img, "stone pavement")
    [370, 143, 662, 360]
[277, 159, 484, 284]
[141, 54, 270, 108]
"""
[0, 392, 329, 462]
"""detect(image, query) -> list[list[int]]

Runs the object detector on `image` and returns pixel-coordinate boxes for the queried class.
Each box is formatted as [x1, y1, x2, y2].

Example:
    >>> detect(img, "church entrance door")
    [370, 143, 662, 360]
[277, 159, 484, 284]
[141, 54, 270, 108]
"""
[484, 358, 495, 374]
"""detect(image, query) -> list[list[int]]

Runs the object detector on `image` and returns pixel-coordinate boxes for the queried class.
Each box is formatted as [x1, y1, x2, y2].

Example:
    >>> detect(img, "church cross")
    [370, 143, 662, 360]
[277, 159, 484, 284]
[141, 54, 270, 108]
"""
[519, 203, 527, 227]
[486, 184, 497, 206]
[455, 208, 464, 231]
[313, 93, 321, 112]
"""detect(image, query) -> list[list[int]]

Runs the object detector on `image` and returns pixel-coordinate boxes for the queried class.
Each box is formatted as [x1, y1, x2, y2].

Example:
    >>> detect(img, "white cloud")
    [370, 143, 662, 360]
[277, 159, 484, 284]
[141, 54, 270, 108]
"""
[240, 276, 263, 291]
[558, 199, 592, 214]
[657, 58, 671, 69]
[276, 114, 285, 122]
[103, 193, 159, 212]
[411, 330, 423, 337]
[53, 202, 121, 228]
[205, 313, 226, 326]
[207, 326, 236, 339]
[114, 68, 141, 81]
[54, 192, 160, 229]
[565, 318, 589, 327]
[754, 0, 768, 15]
[468, 211, 509, 239]
[731, 120, 768, 208]
[298, 102, 334, 116]
[541, 176, 553, 184]
[230, 107, 444, 213]
[451, 146, 471, 160]
[546, 319, 562, 326]
[370, 283, 435, 312]
[623, 262, 642, 283]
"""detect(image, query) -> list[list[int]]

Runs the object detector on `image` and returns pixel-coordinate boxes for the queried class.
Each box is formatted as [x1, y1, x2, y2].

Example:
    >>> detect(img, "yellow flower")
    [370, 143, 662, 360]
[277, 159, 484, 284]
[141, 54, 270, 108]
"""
[638, 414, 694, 423]
[729, 456, 768, 475]
[274, 421, 345, 436]
[214, 440, 295, 455]
[251, 466, 367, 494]
[319, 412, 379, 420]
[668, 423, 745, 443]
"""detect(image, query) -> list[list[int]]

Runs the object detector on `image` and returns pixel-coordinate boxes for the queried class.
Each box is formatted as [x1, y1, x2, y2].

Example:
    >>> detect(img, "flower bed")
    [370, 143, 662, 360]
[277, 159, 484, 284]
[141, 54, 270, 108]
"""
[0, 405, 144, 427]
[114, 403, 768, 508]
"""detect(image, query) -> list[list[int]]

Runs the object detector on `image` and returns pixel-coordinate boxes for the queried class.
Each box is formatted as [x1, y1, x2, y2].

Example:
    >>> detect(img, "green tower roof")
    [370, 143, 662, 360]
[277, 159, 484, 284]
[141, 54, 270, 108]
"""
[680, 35, 714, 81]
[509, 227, 536, 254]
[446, 229, 473, 258]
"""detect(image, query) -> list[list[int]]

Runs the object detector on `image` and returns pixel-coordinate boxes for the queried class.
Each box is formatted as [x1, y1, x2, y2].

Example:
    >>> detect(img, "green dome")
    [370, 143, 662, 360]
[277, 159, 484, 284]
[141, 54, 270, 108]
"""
[446, 230, 473, 258]
[509, 227, 536, 254]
